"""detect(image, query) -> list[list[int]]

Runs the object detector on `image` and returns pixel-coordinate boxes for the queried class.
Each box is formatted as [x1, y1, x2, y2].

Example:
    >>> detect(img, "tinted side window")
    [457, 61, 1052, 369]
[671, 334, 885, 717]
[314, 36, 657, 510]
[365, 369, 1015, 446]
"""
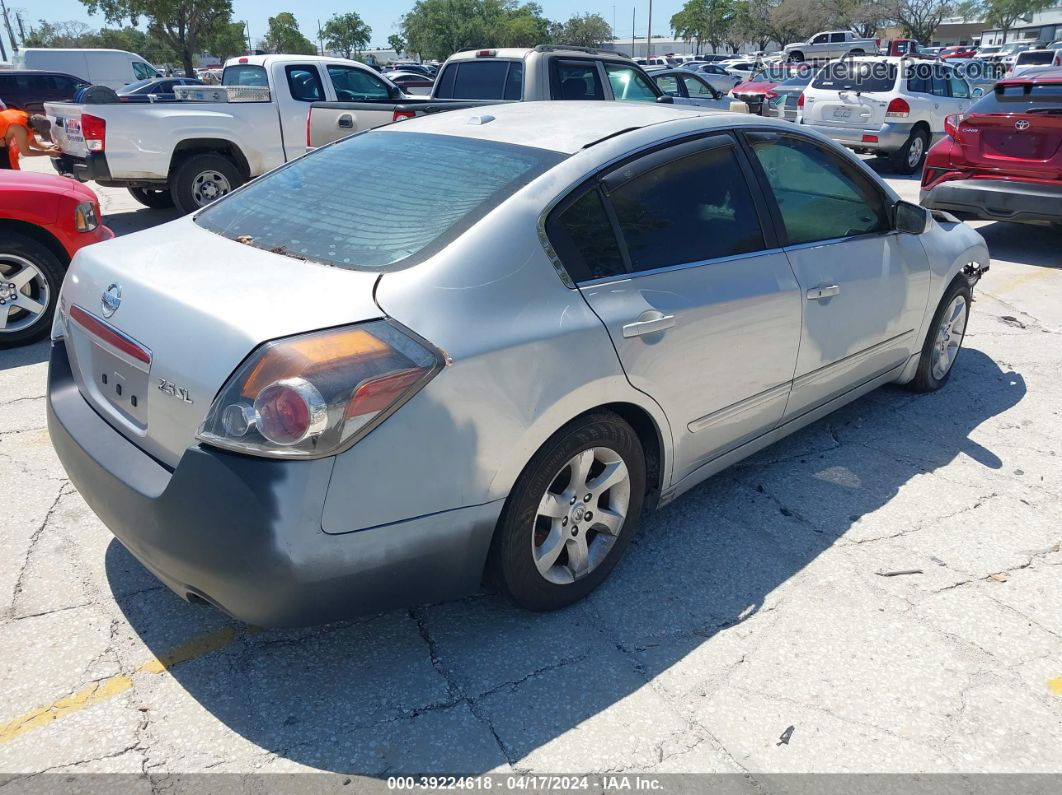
[553, 60, 605, 100]
[0, 76, 14, 93]
[949, 72, 969, 98]
[813, 34, 828, 44]
[609, 142, 765, 272]
[286, 65, 324, 101]
[655, 74, 681, 96]
[504, 62, 523, 99]
[132, 62, 156, 80]
[604, 64, 659, 102]
[748, 134, 890, 246]
[931, 66, 950, 96]
[682, 75, 717, 98]
[830, 33, 846, 42]
[328, 65, 390, 100]
[548, 190, 624, 282]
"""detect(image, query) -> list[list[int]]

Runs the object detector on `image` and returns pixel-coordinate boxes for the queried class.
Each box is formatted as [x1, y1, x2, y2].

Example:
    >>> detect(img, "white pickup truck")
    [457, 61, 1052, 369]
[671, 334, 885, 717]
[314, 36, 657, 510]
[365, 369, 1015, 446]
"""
[45, 54, 407, 213]
[784, 31, 877, 63]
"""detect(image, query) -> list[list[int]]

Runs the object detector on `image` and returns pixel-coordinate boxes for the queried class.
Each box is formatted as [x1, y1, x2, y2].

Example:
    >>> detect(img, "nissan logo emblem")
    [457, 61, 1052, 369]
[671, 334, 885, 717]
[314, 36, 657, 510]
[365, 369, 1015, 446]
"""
[101, 284, 122, 318]
[1014, 120, 1030, 131]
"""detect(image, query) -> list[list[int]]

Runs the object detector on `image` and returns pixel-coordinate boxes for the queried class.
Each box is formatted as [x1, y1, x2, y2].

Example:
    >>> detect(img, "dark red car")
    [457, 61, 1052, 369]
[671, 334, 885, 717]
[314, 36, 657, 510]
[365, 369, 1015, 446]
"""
[1, 171, 113, 347]
[731, 66, 802, 115]
[920, 69, 1062, 226]
[939, 46, 978, 60]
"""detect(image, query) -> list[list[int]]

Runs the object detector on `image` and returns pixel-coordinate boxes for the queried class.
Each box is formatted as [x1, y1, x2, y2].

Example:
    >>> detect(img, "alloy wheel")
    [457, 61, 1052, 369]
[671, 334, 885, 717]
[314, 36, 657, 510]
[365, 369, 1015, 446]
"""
[0, 255, 49, 334]
[532, 447, 631, 585]
[907, 135, 925, 168]
[931, 294, 968, 380]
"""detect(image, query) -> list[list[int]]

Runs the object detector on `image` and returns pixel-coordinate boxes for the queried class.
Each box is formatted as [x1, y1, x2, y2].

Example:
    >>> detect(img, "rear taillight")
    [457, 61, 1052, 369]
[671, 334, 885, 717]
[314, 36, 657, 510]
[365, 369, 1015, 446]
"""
[885, 98, 910, 119]
[764, 91, 778, 100]
[306, 109, 312, 148]
[392, 110, 416, 122]
[81, 114, 106, 152]
[944, 113, 967, 142]
[797, 92, 804, 108]
[198, 321, 443, 458]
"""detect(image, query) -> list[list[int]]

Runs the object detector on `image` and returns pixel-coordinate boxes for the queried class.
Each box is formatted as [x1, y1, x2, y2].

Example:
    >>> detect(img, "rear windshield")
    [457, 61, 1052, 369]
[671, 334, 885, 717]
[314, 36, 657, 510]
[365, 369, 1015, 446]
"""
[812, 62, 897, 93]
[970, 82, 1062, 113]
[434, 60, 523, 100]
[1017, 51, 1056, 64]
[223, 65, 268, 87]
[195, 131, 563, 271]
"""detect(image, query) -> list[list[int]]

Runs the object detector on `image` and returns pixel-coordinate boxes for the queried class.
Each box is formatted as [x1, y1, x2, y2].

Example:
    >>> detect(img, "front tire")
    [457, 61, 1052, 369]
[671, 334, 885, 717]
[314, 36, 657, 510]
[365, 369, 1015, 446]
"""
[0, 234, 65, 348]
[170, 154, 243, 215]
[491, 412, 646, 612]
[890, 128, 929, 175]
[908, 277, 971, 392]
[128, 187, 175, 209]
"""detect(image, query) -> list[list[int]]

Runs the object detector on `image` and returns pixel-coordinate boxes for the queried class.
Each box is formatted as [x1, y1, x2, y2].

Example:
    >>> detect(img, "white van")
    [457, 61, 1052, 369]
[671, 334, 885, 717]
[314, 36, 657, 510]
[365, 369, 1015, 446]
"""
[11, 49, 159, 89]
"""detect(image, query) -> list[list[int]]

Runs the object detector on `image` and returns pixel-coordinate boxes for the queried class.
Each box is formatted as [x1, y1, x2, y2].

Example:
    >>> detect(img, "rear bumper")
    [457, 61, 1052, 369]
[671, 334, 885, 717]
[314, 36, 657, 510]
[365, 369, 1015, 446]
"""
[920, 179, 1062, 225]
[802, 120, 912, 152]
[47, 342, 502, 627]
[53, 152, 112, 183]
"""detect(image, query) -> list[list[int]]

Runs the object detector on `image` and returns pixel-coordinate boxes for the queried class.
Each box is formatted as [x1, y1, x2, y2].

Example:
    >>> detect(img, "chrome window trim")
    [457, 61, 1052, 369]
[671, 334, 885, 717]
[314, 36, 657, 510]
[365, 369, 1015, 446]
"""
[782, 229, 901, 253]
[575, 246, 789, 288]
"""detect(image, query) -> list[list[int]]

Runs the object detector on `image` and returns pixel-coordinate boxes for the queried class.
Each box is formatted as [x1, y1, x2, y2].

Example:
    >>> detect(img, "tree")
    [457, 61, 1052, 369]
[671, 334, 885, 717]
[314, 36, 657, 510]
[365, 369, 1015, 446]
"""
[847, 0, 894, 38]
[202, 21, 247, 63]
[387, 33, 406, 55]
[24, 20, 94, 47]
[95, 25, 176, 64]
[401, 0, 550, 61]
[769, 0, 819, 46]
[322, 12, 372, 58]
[964, 0, 1052, 42]
[263, 11, 316, 54]
[80, 0, 234, 77]
[671, 0, 735, 54]
[553, 13, 612, 47]
[893, 0, 954, 43]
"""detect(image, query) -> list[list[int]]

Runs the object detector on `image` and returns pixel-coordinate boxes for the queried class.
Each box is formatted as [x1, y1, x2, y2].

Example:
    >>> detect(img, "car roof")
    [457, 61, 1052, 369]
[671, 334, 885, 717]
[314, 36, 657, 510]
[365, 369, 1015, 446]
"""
[378, 101, 748, 154]
[0, 70, 84, 78]
[997, 67, 1062, 85]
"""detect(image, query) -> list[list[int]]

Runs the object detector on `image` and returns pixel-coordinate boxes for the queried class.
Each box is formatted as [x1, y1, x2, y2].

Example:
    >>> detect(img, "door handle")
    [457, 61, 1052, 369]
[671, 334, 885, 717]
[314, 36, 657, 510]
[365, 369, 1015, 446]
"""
[338, 114, 354, 129]
[622, 311, 676, 338]
[807, 285, 840, 300]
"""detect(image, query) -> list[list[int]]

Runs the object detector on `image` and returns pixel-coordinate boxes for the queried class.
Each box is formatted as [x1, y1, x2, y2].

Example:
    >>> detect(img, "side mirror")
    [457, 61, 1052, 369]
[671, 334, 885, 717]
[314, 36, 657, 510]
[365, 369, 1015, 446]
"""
[656, 94, 674, 104]
[972, 86, 984, 97]
[895, 200, 929, 235]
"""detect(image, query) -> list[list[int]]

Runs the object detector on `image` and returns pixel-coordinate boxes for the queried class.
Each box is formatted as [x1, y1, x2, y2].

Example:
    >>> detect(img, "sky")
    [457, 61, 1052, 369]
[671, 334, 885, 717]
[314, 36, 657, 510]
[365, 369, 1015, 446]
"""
[27, 0, 689, 54]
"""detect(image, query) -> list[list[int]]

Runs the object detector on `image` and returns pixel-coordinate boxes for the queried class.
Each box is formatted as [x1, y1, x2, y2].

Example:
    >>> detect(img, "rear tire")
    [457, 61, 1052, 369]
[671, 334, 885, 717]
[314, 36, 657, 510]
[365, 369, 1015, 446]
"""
[890, 128, 929, 175]
[788, 51, 804, 63]
[908, 277, 972, 393]
[490, 412, 646, 612]
[128, 187, 175, 209]
[170, 154, 243, 215]
[0, 233, 65, 349]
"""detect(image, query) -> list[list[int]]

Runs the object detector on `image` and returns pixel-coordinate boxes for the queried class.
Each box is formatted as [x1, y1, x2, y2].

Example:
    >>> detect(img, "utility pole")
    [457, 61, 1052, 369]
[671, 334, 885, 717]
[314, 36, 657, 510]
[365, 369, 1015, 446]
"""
[646, 0, 653, 59]
[244, 21, 252, 54]
[631, 8, 636, 57]
[317, 19, 323, 56]
[0, 0, 17, 55]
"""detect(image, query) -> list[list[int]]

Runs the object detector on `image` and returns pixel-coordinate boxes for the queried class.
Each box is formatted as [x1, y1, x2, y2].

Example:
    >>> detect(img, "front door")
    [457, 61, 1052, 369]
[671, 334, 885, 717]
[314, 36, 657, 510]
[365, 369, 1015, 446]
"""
[743, 131, 931, 417]
[550, 134, 803, 483]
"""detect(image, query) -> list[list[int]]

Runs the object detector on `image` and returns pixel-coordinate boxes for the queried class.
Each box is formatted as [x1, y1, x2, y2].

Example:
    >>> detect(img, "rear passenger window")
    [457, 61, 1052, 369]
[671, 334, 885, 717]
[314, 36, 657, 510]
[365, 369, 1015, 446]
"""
[748, 133, 890, 245]
[609, 142, 765, 272]
[553, 60, 605, 100]
[286, 65, 324, 101]
[548, 190, 624, 281]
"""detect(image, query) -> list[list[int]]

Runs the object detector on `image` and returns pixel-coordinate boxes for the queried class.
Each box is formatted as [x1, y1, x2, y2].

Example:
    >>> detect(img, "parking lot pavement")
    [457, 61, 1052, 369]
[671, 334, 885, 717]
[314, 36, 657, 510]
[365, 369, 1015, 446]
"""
[1, 157, 1060, 780]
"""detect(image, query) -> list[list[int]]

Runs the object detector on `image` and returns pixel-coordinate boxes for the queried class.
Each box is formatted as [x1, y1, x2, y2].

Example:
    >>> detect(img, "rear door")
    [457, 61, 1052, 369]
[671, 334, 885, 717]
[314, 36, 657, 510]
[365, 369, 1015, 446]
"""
[743, 130, 931, 418]
[324, 63, 396, 132]
[276, 62, 327, 158]
[558, 133, 802, 483]
[550, 58, 606, 100]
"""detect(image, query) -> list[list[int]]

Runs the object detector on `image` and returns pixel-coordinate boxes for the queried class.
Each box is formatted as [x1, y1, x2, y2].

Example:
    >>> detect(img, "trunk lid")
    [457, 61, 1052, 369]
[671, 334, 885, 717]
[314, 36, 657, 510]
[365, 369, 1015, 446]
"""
[810, 90, 889, 128]
[958, 112, 1062, 177]
[59, 217, 383, 467]
[43, 102, 89, 158]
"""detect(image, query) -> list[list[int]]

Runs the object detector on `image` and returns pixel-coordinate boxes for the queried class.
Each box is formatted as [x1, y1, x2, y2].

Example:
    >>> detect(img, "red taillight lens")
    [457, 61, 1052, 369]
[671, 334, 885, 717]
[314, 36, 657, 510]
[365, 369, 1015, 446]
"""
[392, 110, 416, 122]
[885, 98, 910, 119]
[862, 134, 879, 143]
[944, 113, 967, 142]
[306, 109, 312, 148]
[797, 92, 804, 108]
[476, 50, 497, 57]
[81, 114, 106, 152]
[764, 91, 778, 100]
[199, 322, 443, 458]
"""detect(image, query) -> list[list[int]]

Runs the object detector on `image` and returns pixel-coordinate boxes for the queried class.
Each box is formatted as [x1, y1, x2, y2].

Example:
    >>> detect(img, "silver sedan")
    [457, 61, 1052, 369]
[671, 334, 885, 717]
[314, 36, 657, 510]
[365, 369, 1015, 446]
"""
[47, 102, 990, 626]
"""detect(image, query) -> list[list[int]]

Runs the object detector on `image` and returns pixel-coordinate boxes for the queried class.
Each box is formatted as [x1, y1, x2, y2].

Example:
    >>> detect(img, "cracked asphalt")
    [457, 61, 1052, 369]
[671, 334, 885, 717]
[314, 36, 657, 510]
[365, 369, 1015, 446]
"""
[1, 157, 1060, 781]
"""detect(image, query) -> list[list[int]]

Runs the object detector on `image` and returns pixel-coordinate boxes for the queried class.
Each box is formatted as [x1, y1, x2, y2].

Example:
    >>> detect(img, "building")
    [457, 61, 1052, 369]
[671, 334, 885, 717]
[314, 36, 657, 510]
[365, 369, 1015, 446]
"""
[978, 6, 1062, 46]
[602, 37, 767, 58]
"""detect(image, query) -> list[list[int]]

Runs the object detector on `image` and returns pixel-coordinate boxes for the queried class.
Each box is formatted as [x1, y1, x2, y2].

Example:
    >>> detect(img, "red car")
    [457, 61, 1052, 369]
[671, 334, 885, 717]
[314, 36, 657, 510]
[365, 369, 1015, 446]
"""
[732, 66, 802, 115]
[920, 69, 1062, 226]
[940, 46, 978, 60]
[1, 171, 113, 347]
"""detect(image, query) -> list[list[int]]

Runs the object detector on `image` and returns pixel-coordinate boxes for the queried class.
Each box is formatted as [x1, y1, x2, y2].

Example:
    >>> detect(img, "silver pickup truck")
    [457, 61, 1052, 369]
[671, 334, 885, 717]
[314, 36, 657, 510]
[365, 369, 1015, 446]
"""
[308, 45, 743, 148]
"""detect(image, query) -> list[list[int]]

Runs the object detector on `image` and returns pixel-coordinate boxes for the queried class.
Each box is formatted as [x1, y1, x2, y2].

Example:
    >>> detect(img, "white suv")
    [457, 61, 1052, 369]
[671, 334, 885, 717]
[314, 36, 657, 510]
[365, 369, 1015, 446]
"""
[800, 57, 976, 173]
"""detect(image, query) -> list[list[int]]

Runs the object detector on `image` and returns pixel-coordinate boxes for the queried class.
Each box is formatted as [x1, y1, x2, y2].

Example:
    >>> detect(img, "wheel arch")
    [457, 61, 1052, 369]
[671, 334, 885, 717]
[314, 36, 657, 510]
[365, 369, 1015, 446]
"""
[168, 138, 252, 180]
[0, 220, 71, 267]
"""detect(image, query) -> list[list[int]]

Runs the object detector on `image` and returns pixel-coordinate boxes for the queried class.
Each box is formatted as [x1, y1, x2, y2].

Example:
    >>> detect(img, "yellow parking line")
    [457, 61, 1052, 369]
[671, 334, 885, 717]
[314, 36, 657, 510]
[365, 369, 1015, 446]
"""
[0, 624, 248, 745]
[1049, 677, 1062, 697]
